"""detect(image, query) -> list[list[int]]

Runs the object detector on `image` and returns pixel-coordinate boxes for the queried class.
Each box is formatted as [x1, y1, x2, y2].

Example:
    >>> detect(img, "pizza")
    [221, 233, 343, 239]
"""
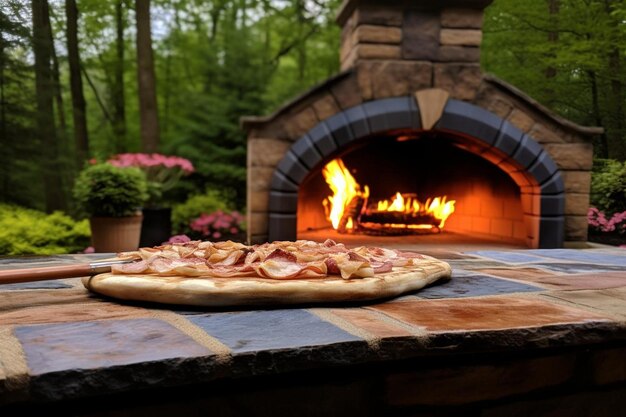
[83, 239, 452, 307]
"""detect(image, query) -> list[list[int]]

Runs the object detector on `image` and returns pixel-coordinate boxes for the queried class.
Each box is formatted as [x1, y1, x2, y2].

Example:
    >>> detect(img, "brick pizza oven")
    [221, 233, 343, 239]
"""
[241, 0, 602, 248]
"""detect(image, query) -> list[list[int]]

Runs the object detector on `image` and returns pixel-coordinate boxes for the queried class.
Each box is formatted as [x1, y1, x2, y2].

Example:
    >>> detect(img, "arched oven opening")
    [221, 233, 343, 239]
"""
[297, 130, 528, 247]
[265, 97, 567, 249]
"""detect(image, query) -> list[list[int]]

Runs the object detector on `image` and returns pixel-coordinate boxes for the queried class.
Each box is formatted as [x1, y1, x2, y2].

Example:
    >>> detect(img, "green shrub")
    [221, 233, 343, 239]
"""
[73, 164, 149, 217]
[172, 189, 233, 234]
[0, 204, 91, 255]
[590, 159, 626, 215]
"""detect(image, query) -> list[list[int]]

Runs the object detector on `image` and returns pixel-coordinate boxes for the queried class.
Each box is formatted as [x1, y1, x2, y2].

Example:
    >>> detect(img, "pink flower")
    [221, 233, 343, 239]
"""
[188, 209, 246, 239]
[107, 153, 195, 205]
[163, 234, 191, 244]
[588, 207, 626, 233]
[83, 246, 95, 253]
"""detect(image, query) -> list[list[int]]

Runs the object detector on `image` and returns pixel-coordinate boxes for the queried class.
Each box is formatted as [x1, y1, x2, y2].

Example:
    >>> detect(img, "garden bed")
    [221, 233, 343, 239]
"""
[588, 231, 626, 247]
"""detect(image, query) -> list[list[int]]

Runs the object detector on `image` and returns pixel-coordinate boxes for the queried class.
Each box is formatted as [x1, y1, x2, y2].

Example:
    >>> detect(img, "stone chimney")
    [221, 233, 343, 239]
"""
[338, 0, 491, 70]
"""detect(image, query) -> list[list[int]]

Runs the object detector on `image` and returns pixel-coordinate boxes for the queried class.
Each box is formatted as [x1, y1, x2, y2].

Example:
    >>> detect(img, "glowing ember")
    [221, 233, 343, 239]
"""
[322, 158, 455, 233]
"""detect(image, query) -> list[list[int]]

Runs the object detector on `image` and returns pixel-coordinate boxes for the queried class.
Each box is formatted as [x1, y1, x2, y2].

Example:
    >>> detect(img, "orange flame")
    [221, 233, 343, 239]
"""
[322, 158, 455, 231]
[322, 159, 369, 229]
[376, 193, 456, 228]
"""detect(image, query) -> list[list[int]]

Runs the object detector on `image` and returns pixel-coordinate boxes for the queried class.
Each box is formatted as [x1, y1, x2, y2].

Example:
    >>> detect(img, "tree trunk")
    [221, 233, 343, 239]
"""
[135, 0, 160, 152]
[296, 0, 306, 83]
[608, 47, 624, 159]
[0, 31, 5, 145]
[545, 0, 559, 79]
[604, 0, 625, 159]
[113, 0, 127, 152]
[32, 0, 65, 212]
[588, 70, 608, 158]
[544, 0, 559, 107]
[46, 15, 67, 139]
[0, 31, 6, 197]
[66, 0, 90, 166]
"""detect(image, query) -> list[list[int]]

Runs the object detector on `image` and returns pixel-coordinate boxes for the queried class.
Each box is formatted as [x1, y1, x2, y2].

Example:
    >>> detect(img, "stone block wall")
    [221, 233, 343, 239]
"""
[339, 5, 484, 70]
[473, 76, 597, 243]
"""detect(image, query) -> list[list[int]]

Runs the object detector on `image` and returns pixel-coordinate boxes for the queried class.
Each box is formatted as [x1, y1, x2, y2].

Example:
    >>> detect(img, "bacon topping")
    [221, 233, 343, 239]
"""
[114, 240, 424, 281]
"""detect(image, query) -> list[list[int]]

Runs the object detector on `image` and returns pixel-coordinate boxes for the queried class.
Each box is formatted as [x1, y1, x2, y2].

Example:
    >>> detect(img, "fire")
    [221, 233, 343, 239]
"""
[322, 159, 369, 229]
[322, 158, 455, 233]
[376, 193, 456, 228]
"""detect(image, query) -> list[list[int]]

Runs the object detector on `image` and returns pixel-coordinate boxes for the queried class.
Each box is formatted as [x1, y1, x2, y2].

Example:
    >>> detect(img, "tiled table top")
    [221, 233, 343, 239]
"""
[1, 248, 626, 404]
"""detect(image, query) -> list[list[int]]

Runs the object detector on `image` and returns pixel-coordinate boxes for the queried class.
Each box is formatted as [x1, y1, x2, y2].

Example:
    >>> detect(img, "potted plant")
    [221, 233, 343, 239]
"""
[107, 153, 194, 246]
[73, 163, 149, 252]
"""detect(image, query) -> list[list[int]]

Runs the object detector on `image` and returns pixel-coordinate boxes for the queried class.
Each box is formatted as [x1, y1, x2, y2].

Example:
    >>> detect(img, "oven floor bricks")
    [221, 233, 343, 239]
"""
[242, 0, 603, 248]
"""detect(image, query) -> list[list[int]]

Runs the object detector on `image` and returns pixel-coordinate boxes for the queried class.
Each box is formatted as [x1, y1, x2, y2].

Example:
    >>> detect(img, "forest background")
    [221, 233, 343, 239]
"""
[1, 0, 625, 219]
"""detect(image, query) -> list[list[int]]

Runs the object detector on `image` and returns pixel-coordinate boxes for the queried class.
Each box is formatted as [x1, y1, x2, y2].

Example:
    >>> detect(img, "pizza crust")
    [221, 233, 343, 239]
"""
[82, 255, 451, 307]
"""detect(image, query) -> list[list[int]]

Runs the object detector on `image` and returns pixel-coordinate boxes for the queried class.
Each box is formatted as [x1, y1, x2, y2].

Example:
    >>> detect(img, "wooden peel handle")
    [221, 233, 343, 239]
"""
[0, 264, 95, 285]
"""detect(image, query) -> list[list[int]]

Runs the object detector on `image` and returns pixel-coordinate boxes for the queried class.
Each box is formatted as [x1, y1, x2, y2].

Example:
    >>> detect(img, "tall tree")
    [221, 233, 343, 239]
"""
[66, 0, 89, 166]
[112, 0, 126, 152]
[544, 0, 559, 106]
[45, 13, 67, 140]
[482, 0, 626, 160]
[32, 0, 65, 211]
[605, 0, 624, 159]
[135, 0, 159, 152]
[0, 2, 41, 207]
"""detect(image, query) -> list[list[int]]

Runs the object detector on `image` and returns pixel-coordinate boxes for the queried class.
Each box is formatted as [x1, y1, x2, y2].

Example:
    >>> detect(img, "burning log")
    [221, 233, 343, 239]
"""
[360, 211, 439, 226]
[358, 210, 441, 235]
[337, 195, 366, 233]
[322, 158, 456, 236]
[358, 222, 440, 236]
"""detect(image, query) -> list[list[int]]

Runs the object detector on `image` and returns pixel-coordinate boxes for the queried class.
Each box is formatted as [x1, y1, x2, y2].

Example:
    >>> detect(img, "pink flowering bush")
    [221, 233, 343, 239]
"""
[107, 153, 194, 206]
[162, 234, 192, 245]
[189, 210, 245, 240]
[588, 207, 626, 235]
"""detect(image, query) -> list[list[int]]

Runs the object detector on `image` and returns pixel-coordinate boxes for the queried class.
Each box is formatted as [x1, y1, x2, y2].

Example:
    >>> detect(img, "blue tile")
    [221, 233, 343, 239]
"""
[468, 251, 550, 264]
[415, 274, 543, 299]
[0, 281, 72, 290]
[187, 309, 362, 353]
[0, 256, 68, 266]
[526, 249, 626, 266]
[447, 260, 511, 270]
[15, 318, 211, 375]
[533, 263, 626, 274]
[451, 269, 478, 277]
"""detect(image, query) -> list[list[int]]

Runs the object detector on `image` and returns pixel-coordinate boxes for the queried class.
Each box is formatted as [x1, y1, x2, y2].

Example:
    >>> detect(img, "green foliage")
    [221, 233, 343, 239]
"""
[2, 0, 344, 213]
[73, 164, 149, 217]
[171, 189, 233, 235]
[0, 204, 90, 255]
[590, 159, 626, 214]
[0, 2, 42, 209]
[482, 0, 626, 160]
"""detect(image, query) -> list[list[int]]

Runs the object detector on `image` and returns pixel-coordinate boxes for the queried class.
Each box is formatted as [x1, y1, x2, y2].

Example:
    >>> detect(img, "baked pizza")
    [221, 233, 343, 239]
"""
[83, 239, 451, 307]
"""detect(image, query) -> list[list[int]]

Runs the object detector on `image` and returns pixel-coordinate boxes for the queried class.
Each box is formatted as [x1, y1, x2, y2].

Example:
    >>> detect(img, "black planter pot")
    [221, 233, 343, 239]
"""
[139, 207, 172, 247]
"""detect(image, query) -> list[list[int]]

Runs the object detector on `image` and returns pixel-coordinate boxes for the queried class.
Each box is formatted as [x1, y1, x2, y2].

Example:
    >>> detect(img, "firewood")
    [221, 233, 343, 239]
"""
[360, 211, 438, 226]
[337, 196, 366, 233]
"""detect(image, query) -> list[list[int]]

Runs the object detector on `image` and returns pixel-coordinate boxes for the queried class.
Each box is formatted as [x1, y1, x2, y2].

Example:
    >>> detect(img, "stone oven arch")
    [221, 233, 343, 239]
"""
[267, 94, 565, 248]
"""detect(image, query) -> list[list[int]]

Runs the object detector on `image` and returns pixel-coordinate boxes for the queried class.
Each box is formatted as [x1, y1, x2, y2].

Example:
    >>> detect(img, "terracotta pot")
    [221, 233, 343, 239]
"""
[90, 215, 143, 253]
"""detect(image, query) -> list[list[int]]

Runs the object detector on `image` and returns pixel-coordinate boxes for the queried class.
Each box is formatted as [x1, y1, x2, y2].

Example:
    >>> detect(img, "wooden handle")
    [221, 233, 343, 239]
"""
[0, 264, 95, 285]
